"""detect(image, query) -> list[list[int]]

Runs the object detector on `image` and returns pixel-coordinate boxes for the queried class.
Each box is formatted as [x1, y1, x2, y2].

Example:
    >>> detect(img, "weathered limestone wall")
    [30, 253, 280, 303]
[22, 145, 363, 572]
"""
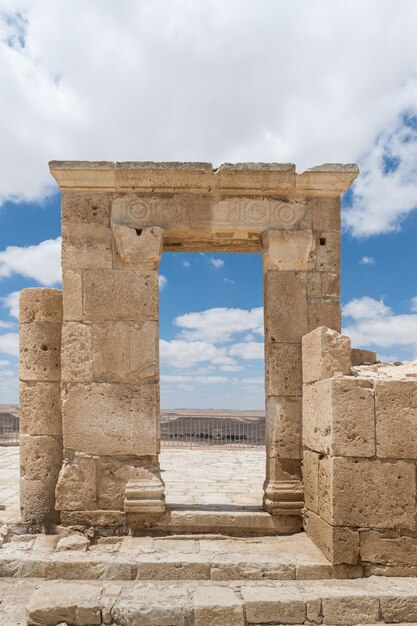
[19, 288, 63, 524]
[302, 327, 417, 571]
[262, 197, 341, 516]
[56, 192, 165, 524]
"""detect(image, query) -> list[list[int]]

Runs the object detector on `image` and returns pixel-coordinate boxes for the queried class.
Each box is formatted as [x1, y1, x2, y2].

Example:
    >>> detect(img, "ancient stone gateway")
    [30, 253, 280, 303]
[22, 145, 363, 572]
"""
[19, 161, 359, 532]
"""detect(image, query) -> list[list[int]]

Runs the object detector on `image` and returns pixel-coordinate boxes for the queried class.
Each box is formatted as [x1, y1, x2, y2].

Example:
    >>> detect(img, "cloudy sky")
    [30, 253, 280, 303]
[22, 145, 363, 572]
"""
[1, 0, 417, 407]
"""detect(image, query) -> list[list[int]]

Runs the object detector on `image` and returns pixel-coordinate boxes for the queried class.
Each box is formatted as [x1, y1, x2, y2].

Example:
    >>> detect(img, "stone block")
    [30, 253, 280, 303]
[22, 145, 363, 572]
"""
[307, 298, 341, 333]
[111, 585, 192, 626]
[19, 382, 62, 436]
[241, 585, 306, 624]
[304, 509, 359, 565]
[306, 272, 322, 297]
[96, 458, 131, 510]
[61, 322, 93, 383]
[112, 224, 164, 269]
[62, 382, 159, 456]
[27, 580, 102, 625]
[302, 449, 319, 514]
[193, 586, 244, 626]
[375, 380, 417, 458]
[19, 288, 63, 324]
[19, 322, 61, 382]
[20, 434, 62, 481]
[20, 476, 59, 524]
[302, 326, 351, 384]
[351, 348, 377, 366]
[321, 594, 380, 624]
[55, 454, 97, 511]
[55, 535, 89, 552]
[380, 593, 417, 622]
[62, 270, 83, 321]
[315, 231, 340, 272]
[61, 191, 111, 226]
[312, 197, 341, 231]
[62, 223, 112, 270]
[265, 342, 302, 396]
[264, 271, 307, 343]
[266, 396, 301, 459]
[303, 377, 375, 456]
[321, 271, 340, 298]
[60, 509, 126, 527]
[262, 229, 315, 271]
[92, 321, 158, 383]
[83, 269, 158, 322]
[318, 456, 416, 529]
[360, 530, 417, 566]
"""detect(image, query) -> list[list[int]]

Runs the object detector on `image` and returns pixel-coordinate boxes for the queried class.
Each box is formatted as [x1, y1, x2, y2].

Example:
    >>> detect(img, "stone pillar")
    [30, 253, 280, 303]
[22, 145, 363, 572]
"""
[261, 231, 311, 516]
[55, 189, 165, 522]
[19, 288, 63, 524]
[303, 327, 417, 568]
[306, 197, 341, 334]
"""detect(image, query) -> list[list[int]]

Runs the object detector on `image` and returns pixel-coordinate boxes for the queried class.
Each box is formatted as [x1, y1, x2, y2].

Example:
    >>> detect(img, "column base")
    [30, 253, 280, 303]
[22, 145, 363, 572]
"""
[263, 479, 304, 516]
[124, 475, 166, 514]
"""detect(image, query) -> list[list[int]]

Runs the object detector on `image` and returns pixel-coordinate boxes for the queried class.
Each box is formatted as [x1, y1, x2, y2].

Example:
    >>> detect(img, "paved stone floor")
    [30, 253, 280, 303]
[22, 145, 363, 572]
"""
[0, 446, 265, 521]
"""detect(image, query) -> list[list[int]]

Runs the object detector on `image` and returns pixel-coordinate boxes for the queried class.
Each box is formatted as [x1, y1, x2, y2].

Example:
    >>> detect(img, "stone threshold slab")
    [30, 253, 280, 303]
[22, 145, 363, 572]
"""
[20, 576, 417, 626]
[58, 507, 303, 535]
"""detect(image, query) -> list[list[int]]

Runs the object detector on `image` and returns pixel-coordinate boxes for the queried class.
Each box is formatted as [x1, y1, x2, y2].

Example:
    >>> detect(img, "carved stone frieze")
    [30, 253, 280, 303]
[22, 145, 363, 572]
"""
[111, 194, 311, 250]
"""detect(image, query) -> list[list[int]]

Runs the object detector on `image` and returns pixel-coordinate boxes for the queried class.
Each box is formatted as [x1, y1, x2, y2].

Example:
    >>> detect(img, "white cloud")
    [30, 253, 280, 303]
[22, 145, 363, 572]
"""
[0, 321, 13, 329]
[158, 274, 168, 290]
[209, 258, 224, 269]
[360, 256, 376, 265]
[175, 307, 263, 343]
[345, 115, 417, 236]
[229, 341, 264, 360]
[342, 297, 391, 320]
[411, 297, 417, 312]
[0, 238, 61, 286]
[2, 290, 20, 318]
[1, 2, 417, 235]
[0, 360, 10, 367]
[241, 377, 264, 385]
[343, 296, 417, 355]
[160, 339, 226, 369]
[182, 260, 190, 268]
[0, 332, 19, 356]
[223, 278, 235, 284]
[218, 364, 243, 372]
[161, 373, 229, 385]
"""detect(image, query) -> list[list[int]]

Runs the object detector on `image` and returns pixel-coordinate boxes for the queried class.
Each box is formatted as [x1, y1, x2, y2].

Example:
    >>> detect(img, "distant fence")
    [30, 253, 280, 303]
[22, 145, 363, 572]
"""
[0, 414, 19, 446]
[0, 412, 266, 449]
[160, 415, 265, 449]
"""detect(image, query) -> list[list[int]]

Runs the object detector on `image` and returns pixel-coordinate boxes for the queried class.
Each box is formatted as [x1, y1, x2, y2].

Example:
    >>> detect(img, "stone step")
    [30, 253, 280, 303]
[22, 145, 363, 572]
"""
[0, 531, 364, 582]
[14, 576, 417, 625]
[59, 506, 302, 535]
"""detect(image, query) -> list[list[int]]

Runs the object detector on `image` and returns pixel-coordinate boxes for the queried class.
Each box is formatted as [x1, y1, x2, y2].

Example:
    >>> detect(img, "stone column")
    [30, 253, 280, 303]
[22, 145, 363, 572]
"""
[261, 230, 312, 516]
[306, 197, 341, 333]
[19, 288, 63, 524]
[55, 190, 165, 522]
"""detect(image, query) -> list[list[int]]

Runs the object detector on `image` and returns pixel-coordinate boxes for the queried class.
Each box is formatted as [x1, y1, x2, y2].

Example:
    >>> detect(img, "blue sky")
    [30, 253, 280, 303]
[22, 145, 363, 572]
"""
[1, 1, 417, 407]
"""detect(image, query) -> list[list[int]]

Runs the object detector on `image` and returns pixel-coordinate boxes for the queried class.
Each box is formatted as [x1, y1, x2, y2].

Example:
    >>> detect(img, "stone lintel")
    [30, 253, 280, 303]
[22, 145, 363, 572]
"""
[49, 161, 359, 197]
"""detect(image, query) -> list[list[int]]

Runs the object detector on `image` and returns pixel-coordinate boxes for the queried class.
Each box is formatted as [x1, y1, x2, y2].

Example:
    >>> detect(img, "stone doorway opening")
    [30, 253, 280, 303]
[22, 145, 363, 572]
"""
[158, 251, 266, 510]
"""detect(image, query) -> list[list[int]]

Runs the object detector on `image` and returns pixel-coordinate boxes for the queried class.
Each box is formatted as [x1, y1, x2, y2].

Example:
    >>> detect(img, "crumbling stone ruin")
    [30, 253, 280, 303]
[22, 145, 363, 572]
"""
[2, 161, 417, 625]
